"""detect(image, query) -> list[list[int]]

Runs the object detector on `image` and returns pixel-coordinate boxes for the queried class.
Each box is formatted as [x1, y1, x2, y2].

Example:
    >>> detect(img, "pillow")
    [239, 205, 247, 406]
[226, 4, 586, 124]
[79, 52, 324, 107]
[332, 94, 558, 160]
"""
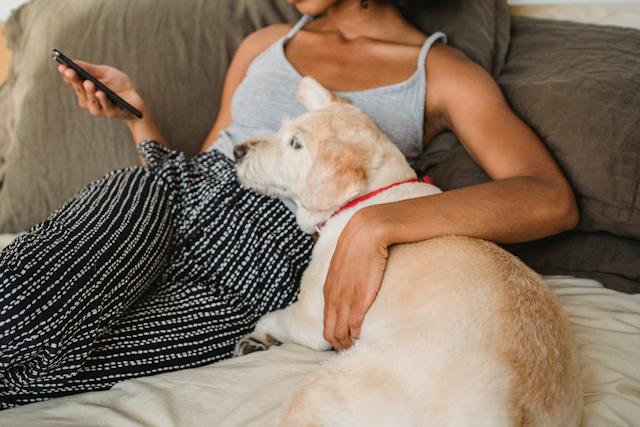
[506, 231, 640, 294]
[0, 0, 509, 233]
[499, 17, 640, 240]
[415, 17, 640, 293]
[406, 0, 511, 76]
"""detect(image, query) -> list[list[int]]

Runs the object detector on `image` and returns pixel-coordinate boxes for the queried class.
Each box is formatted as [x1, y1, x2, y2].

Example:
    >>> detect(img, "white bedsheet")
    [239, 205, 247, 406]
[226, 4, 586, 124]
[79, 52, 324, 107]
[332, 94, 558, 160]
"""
[0, 234, 20, 251]
[0, 274, 638, 427]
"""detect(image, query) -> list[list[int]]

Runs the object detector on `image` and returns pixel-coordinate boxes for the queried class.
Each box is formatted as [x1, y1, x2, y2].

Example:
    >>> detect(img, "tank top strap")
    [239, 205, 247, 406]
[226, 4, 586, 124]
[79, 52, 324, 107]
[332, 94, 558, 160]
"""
[417, 31, 447, 71]
[285, 15, 314, 42]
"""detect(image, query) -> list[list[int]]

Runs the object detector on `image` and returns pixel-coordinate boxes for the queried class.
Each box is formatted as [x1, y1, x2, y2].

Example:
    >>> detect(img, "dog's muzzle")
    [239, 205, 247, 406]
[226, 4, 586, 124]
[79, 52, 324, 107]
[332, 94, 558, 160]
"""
[234, 143, 248, 162]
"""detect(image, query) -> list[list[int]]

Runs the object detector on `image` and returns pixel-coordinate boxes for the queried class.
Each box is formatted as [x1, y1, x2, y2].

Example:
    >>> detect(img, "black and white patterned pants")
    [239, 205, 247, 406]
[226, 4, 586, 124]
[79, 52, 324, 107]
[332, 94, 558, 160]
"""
[0, 141, 314, 409]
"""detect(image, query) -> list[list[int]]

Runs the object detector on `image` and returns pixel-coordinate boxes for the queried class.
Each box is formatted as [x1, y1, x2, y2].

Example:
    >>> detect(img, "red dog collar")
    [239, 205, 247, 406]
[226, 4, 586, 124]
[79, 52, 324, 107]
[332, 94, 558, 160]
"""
[330, 176, 432, 219]
[312, 176, 433, 237]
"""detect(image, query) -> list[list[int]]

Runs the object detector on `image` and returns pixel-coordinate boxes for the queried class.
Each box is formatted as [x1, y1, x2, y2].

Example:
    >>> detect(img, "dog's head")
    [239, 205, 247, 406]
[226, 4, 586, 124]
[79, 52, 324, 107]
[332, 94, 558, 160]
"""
[235, 77, 415, 232]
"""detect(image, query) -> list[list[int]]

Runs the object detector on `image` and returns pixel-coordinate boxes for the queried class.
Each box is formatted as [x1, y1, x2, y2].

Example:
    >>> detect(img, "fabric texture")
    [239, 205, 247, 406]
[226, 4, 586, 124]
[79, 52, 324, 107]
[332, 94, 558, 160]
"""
[0, 140, 314, 408]
[0, 0, 509, 233]
[0, 276, 638, 427]
[499, 17, 640, 239]
[413, 17, 640, 293]
[504, 230, 640, 294]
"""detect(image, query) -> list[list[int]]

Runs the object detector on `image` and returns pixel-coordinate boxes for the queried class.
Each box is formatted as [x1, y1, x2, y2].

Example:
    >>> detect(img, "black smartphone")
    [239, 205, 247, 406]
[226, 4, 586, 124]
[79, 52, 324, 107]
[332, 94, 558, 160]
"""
[51, 48, 143, 119]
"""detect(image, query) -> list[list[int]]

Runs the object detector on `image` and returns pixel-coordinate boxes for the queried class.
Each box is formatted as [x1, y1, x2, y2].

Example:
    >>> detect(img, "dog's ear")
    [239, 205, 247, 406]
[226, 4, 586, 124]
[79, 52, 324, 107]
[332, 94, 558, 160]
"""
[298, 77, 349, 111]
[299, 141, 367, 213]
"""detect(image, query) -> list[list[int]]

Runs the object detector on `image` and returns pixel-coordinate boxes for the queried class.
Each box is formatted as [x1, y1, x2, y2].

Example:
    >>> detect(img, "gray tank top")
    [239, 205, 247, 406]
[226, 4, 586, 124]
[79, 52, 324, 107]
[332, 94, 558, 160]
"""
[214, 15, 447, 158]
[212, 15, 447, 210]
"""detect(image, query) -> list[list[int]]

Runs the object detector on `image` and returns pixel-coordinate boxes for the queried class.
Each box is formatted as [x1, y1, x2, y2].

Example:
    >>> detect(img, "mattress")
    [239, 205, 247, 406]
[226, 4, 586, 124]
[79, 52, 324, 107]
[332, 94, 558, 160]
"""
[0, 275, 638, 426]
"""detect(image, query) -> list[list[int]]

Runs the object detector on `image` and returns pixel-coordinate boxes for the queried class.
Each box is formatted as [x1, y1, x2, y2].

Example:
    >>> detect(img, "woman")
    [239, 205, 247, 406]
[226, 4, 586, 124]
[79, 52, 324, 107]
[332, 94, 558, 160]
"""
[0, 0, 578, 408]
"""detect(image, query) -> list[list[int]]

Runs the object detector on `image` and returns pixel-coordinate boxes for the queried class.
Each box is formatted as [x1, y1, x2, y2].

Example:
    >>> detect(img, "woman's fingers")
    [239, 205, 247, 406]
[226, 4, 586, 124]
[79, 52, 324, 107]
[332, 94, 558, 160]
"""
[334, 304, 353, 349]
[96, 91, 134, 120]
[95, 91, 114, 117]
[323, 300, 338, 348]
[83, 80, 103, 116]
[74, 59, 106, 79]
[61, 67, 89, 107]
[323, 280, 355, 350]
[58, 66, 113, 118]
[348, 299, 366, 341]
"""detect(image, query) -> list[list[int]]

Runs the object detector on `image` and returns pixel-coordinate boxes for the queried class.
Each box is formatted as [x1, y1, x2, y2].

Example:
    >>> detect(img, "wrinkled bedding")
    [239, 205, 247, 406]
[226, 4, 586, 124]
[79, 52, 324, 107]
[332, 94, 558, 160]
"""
[0, 274, 638, 426]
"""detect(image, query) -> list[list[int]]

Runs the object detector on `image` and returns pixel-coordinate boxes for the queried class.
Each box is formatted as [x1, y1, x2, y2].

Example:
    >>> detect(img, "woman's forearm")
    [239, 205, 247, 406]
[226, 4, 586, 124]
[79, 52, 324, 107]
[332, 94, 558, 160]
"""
[125, 104, 168, 149]
[360, 176, 579, 247]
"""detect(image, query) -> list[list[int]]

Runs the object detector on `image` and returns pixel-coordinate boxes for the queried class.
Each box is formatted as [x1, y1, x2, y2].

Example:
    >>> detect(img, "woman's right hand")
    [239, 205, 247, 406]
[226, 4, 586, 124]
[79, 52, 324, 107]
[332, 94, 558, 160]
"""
[58, 60, 146, 122]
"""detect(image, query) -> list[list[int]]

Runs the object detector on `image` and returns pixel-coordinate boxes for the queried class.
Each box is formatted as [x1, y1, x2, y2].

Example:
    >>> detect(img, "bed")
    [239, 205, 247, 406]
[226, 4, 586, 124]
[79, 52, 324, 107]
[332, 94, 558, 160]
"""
[0, 264, 636, 426]
[0, 0, 638, 425]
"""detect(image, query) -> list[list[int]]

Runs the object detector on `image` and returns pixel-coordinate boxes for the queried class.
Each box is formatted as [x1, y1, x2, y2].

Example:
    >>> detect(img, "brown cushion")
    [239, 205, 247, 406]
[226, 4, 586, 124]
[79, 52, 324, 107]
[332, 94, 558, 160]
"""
[505, 231, 640, 294]
[406, 0, 511, 75]
[0, 0, 509, 233]
[499, 17, 640, 240]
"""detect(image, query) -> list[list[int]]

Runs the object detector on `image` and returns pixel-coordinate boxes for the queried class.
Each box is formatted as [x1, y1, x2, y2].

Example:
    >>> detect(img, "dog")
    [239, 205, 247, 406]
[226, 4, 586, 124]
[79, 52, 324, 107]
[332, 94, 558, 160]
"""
[233, 77, 582, 427]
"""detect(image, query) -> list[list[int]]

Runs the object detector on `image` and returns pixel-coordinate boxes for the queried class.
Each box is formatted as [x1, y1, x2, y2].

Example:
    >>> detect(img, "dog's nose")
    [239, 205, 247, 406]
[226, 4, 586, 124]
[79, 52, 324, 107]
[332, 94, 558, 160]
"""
[234, 144, 248, 161]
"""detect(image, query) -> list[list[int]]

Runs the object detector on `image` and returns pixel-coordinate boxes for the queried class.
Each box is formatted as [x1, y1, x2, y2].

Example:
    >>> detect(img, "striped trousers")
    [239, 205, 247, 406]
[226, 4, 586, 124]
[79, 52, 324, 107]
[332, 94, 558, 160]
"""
[0, 141, 314, 409]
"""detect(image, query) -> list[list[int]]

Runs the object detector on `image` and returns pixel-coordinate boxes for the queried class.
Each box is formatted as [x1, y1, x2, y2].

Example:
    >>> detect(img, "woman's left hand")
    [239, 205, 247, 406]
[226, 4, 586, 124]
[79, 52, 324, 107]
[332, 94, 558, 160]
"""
[322, 208, 390, 350]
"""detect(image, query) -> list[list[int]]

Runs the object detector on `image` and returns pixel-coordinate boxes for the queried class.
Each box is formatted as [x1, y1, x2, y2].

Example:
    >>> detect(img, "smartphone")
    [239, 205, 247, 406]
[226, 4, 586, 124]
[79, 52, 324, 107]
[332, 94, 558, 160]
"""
[51, 48, 143, 119]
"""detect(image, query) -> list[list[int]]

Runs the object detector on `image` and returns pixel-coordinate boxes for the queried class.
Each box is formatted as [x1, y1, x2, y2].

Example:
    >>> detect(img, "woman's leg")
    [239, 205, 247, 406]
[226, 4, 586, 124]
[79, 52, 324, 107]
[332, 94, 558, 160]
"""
[0, 141, 314, 408]
[0, 166, 176, 400]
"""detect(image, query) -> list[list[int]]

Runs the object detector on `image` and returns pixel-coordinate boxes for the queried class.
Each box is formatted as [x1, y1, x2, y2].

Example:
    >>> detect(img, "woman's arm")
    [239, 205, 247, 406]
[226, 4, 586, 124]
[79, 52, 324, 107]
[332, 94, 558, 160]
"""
[124, 106, 167, 150]
[370, 44, 579, 244]
[58, 26, 291, 162]
[322, 45, 579, 350]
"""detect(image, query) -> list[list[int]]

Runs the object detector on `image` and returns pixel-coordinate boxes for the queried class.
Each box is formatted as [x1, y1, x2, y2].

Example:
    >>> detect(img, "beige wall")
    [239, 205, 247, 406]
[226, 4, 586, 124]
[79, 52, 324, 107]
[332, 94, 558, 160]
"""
[509, 4, 640, 30]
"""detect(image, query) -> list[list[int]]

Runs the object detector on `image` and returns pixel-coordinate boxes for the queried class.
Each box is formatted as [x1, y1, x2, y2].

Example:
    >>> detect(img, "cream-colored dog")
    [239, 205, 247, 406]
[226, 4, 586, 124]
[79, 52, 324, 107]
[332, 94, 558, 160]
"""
[234, 77, 582, 427]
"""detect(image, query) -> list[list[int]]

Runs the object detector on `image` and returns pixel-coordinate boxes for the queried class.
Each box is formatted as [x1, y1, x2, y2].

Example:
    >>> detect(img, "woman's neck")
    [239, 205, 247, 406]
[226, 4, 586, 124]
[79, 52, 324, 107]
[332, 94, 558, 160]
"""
[322, 0, 408, 41]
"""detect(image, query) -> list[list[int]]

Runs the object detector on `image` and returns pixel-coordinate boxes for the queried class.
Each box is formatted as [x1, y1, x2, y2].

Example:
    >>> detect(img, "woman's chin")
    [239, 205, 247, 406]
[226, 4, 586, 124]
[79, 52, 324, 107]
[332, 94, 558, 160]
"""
[290, 0, 339, 16]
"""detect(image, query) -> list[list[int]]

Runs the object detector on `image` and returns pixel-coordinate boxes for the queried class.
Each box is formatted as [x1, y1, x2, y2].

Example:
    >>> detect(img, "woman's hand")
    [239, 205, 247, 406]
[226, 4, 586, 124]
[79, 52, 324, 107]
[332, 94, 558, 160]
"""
[322, 208, 390, 350]
[57, 60, 145, 123]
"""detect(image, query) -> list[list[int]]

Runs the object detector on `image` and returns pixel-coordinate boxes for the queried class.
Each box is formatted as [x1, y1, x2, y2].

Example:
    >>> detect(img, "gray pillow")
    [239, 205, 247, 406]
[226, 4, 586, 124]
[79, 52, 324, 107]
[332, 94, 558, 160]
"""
[499, 17, 640, 240]
[415, 17, 640, 293]
[0, 0, 509, 233]
[505, 231, 640, 294]
[405, 0, 511, 75]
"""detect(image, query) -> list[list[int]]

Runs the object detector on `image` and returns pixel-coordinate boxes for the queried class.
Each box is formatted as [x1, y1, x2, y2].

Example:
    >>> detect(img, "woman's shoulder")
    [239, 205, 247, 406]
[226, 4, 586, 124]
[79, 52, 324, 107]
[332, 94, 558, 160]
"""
[422, 39, 504, 135]
[229, 24, 293, 70]
[425, 42, 494, 94]
[239, 24, 293, 55]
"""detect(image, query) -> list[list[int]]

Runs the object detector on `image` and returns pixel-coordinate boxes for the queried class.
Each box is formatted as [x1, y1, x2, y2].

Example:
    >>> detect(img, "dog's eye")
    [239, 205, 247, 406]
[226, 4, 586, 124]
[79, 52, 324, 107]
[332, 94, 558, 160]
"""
[289, 135, 302, 150]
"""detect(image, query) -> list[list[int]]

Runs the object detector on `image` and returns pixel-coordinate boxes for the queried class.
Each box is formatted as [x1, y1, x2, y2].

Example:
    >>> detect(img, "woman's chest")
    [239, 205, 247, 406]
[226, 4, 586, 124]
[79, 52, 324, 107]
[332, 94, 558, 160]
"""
[284, 34, 425, 93]
[228, 37, 430, 160]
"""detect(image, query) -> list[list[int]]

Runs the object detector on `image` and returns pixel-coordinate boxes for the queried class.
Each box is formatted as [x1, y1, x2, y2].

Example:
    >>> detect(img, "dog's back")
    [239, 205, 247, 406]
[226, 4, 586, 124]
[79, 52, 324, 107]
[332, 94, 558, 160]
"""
[280, 236, 582, 427]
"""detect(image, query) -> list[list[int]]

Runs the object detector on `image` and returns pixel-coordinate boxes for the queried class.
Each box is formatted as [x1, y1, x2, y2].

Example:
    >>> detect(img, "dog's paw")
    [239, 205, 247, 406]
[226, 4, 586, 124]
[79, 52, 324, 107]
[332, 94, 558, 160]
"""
[234, 336, 270, 357]
[233, 331, 281, 357]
